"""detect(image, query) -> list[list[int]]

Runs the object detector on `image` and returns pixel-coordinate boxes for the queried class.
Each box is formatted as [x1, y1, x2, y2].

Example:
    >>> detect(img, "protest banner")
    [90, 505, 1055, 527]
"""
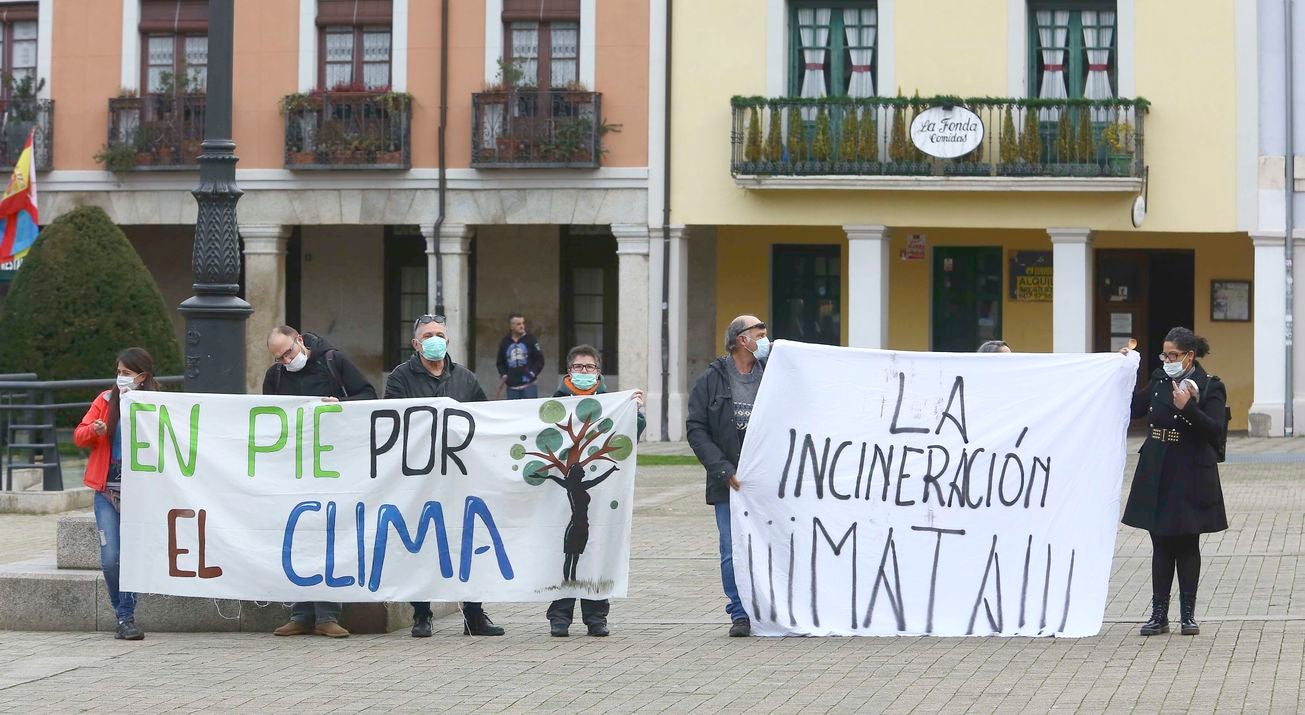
[733, 342, 1139, 637]
[119, 390, 640, 602]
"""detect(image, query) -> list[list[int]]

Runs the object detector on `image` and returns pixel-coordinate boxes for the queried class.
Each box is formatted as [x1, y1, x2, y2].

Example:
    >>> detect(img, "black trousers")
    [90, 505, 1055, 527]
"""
[411, 601, 482, 619]
[1150, 532, 1200, 596]
[547, 598, 609, 626]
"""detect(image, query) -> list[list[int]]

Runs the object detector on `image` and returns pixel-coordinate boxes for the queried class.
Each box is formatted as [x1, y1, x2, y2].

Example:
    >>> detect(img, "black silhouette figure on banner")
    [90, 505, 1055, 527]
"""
[550, 463, 619, 580]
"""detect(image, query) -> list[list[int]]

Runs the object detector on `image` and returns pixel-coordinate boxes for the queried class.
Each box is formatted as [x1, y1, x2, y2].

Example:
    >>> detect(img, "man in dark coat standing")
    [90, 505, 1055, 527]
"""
[497, 313, 545, 400]
[686, 314, 769, 638]
[385, 313, 505, 638]
[1122, 327, 1227, 637]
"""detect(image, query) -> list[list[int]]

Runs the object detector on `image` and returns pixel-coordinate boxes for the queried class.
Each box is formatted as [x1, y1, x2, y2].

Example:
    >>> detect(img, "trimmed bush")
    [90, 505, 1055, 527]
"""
[0, 205, 182, 382]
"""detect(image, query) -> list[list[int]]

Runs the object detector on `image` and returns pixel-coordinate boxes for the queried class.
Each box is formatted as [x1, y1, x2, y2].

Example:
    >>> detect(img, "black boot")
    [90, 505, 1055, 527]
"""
[1179, 592, 1200, 635]
[1139, 594, 1169, 636]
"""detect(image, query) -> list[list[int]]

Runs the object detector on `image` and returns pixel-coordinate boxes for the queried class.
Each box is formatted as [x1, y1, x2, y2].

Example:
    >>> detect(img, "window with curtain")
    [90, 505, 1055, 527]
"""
[1029, 3, 1116, 103]
[788, 2, 877, 99]
[0, 4, 38, 98]
[317, 0, 393, 90]
[140, 0, 208, 94]
[503, 0, 581, 88]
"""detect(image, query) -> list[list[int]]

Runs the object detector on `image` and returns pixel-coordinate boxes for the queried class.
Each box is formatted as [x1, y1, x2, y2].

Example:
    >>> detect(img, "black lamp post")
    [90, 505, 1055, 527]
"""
[178, 0, 248, 393]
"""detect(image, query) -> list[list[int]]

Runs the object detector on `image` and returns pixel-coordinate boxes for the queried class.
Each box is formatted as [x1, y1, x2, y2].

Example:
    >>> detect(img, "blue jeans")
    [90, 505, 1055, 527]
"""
[291, 602, 341, 624]
[507, 384, 538, 400]
[93, 490, 137, 623]
[714, 502, 747, 622]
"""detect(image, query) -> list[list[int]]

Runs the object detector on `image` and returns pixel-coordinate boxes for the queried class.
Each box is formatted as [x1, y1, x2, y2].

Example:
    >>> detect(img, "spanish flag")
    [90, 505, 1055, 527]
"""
[0, 129, 38, 265]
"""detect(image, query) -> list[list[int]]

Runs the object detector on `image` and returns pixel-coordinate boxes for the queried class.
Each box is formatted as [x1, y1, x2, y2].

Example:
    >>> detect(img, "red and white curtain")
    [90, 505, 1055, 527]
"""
[798, 8, 832, 118]
[1036, 9, 1070, 119]
[1082, 10, 1115, 120]
[843, 8, 876, 98]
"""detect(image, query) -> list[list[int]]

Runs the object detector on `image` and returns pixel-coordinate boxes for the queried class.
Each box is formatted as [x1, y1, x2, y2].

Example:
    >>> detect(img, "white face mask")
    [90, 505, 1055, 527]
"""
[1163, 360, 1186, 379]
[116, 375, 138, 392]
[286, 347, 308, 372]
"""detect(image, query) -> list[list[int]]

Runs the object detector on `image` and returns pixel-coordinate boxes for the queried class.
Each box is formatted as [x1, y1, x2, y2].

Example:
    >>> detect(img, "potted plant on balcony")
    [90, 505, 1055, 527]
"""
[784, 105, 804, 174]
[762, 103, 782, 173]
[835, 103, 858, 174]
[94, 141, 138, 173]
[181, 138, 203, 164]
[857, 104, 880, 174]
[1104, 114, 1135, 177]
[315, 119, 349, 165]
[742, 106, 763, 173]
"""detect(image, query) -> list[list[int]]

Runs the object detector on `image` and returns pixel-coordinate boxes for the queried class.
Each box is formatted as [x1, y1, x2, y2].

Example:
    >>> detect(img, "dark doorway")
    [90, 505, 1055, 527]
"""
[383, 226, 429, 370]
[285, 227, 302, 331]
[560, 226, 619, 373]
[931, 247, 1003, 352]
[772, 244, 841, 346]
[1094, 249, 1195, 385]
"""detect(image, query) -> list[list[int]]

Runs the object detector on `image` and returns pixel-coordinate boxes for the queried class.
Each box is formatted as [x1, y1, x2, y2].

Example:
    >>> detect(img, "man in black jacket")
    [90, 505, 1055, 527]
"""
[496, 313, 545, 399]
[263, 326, 376, 639]
[686, 314, 769, 638]
[384, 313, 505, 638]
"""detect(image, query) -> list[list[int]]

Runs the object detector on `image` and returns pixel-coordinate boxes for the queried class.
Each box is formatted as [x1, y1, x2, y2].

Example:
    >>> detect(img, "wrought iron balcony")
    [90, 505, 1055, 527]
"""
[99, 94, 206, 172]
[471, 90, 606, 169]
[0, 98, 52, 170]
[730, 96, 1149, 189]
[281, 91, 412, 170]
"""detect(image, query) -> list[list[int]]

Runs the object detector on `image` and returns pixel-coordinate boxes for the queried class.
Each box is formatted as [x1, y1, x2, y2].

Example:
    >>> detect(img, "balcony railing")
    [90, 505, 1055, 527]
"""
[730, 96, 1148, 184]
[101, 94, 207, 171]
[472, 90, 604, 169]
[0, 98, 52, 170]
[282, 91, 411, 170]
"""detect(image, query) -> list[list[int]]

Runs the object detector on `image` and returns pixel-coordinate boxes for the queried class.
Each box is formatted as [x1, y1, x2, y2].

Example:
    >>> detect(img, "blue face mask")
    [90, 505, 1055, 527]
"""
[420, 335, 448, 361]
[749, 336, 771, 361]
[570, 372, 599, 390]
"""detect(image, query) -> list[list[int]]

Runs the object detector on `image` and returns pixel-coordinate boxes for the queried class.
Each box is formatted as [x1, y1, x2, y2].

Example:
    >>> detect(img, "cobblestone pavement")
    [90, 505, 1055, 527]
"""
[1, 439, 1303, 713]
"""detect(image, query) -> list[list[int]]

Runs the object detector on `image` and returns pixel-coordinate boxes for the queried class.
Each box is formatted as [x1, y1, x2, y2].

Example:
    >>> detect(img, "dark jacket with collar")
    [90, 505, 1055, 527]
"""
[497, 332, 546, 388]
[261, 333, 376, 400]
[687, 355, 762, 505]
[553, 376, 647, 438]
[383, 354, 487, 403]
[1121, 362, 1228, 535]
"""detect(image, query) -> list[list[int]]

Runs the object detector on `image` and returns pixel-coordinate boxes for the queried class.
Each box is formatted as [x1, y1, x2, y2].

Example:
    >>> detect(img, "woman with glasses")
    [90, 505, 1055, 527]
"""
[1120, 327, 1227, 637]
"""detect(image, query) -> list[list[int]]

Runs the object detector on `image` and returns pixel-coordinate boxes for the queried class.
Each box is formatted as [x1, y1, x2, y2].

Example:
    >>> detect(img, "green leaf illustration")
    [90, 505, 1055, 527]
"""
[608, 434, 633, 461]
[539, 400, 566, 424]
[576, 398, 602, 422]
[536, 428, 563, 455]
[523, 460, 549, 486]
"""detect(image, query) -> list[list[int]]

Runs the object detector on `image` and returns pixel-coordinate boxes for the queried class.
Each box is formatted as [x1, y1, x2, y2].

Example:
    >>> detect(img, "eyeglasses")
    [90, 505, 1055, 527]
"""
[739, 322, 766, 333]
[568, 363, 600, 374]
[274, 341, 302, 365]
[1158, 351, 1191, 363]
[413, 314, 447, 332]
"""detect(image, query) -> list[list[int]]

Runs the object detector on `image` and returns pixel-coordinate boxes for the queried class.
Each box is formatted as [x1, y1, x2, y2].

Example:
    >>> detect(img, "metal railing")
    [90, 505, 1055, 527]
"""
[472, 89, 604, 168]
[0, 376, 183, 491]
[105, 94, 207, 170]
[282, 91, 412, 170]
[729, 96, 1149, 179]
[0, 99, 52, 170]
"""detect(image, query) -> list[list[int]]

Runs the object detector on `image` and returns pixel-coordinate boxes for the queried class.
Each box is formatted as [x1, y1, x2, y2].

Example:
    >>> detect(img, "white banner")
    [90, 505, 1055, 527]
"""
[119, 390, 640, 602]
[733, 342, 1139, 637]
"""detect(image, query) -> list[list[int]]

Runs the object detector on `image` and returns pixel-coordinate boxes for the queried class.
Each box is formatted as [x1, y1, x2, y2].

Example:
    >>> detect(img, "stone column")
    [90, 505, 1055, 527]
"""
[240, 224, 291, 393]
[1249, 232, 1287, 436]
[844, 225, 890, 349]
[1048, 228, 1093, 353]
[421, 222, 474, 363]
[611, 224, 651, 396]
[645, 225, 689, 441]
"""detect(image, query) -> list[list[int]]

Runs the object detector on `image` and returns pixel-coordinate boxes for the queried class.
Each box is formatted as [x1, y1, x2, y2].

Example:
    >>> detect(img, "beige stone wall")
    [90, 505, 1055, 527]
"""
[298, 226, 386, 390]
[123, 226, 194, 351]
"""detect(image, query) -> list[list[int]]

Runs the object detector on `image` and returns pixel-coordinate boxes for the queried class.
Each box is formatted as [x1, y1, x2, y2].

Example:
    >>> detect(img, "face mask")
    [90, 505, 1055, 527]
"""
[286, 348, 308, 373]
[420, 335, 448, 361]
[570, 372, 599, 390]
[116, 375, 138, 392]
[1163, 360, 1186, 379]
[748, 336, 771, 361]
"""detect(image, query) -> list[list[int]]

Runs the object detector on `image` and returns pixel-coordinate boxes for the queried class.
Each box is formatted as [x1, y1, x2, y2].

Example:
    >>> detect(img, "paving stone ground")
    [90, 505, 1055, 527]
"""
[0, 438, 1303, 713]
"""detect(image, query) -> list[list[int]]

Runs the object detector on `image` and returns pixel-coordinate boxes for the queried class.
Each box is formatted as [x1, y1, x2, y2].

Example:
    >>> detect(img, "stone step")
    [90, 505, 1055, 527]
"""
[0, 486, 92, 514]
[0, 558, 456, 633]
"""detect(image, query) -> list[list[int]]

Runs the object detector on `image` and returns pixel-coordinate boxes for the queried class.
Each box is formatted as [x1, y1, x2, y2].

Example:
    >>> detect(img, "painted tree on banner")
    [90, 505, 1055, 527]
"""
[510, 398, 634, 584]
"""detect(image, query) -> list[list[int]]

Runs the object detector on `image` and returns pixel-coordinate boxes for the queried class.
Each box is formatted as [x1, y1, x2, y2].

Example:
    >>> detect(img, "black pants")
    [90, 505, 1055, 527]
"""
[547, 598, 609, 626]
[1150, 533, 1200, 596]
[411, 601, 482, 620]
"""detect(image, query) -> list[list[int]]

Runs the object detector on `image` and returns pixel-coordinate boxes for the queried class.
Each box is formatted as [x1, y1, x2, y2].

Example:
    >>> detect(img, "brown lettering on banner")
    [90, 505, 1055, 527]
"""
[167, 508, 197, 577]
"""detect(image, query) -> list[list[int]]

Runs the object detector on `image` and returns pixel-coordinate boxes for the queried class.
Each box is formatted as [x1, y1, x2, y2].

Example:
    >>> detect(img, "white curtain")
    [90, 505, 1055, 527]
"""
[550, 22, 579, 87]
[1036, 10, 1070, 119]
[511, 23, 540, 87]
[798, 8, 832, 119]
[1083, 10, 1116, 120]
[844, 8, 876, 98]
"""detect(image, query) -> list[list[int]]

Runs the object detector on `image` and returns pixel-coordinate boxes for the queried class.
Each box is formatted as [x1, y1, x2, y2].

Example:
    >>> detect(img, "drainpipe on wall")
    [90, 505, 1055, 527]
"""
[433, 0, 449, 316]
[1287, 0, 1296, 437]
[659, 0, 673, 441]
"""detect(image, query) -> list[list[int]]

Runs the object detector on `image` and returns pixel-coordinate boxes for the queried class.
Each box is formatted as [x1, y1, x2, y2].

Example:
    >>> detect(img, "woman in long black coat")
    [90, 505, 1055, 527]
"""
[1122, 327, 1228, 637]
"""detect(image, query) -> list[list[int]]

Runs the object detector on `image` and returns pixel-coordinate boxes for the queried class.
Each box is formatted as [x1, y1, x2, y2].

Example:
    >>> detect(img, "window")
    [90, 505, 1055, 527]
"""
[140, 0, 208, 94]
[503, 0, 580, 88]
[788, 2, 877, 99]
[383, 227, 428, 369]
[1029, 3, 1116, 103]
[772, 245, 841, 346]
[318, 0, 392, 90]
[0, 4, 38, 98]
[560, 227, 618, 373]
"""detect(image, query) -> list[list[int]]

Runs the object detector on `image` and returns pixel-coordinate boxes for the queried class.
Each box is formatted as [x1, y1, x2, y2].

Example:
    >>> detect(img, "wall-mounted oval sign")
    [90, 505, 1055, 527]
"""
[909, 105, 984, 159]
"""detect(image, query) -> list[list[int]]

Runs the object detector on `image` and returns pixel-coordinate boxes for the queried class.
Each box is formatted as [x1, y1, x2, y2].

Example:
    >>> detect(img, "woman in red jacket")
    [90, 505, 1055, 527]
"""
[74, 347, 160, 641]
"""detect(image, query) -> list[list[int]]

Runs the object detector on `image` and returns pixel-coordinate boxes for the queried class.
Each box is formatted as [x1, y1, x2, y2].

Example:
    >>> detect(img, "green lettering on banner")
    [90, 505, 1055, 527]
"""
[314, 404, 343, 478]
[248, 407, 289, 477]
[158, 404, 200, 477]
[129, 402, 158, 473]
[295, 407, 305, 479]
